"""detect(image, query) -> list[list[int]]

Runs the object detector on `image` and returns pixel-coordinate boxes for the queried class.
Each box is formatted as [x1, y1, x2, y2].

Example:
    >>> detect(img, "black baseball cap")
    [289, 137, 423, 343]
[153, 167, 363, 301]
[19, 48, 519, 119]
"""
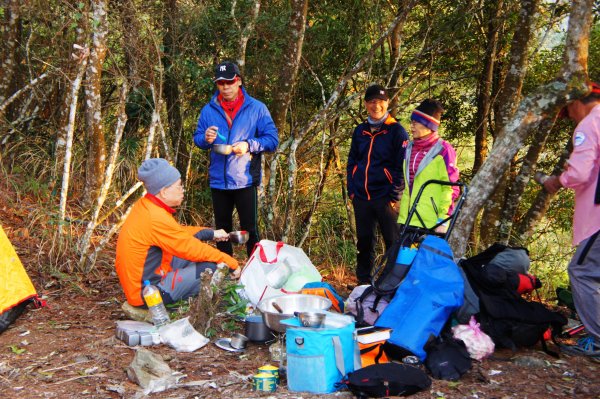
[214, 61, 241, 82]
[364, 84, 389, 101]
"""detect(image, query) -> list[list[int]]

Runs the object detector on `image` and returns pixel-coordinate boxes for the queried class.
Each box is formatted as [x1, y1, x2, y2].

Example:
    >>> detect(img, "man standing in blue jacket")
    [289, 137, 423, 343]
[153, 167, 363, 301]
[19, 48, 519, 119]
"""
[194, 61, 278, 256]
[347, 85, 409, 284]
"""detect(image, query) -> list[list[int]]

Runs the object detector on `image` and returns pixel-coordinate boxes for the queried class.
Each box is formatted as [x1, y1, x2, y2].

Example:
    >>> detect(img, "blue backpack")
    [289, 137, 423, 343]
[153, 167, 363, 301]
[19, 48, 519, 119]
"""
[375, 235, 464, 360]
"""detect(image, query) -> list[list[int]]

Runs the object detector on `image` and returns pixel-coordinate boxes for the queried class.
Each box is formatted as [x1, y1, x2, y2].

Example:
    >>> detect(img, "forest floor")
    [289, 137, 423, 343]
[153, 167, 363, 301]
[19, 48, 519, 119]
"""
[0, 186, 599, 399]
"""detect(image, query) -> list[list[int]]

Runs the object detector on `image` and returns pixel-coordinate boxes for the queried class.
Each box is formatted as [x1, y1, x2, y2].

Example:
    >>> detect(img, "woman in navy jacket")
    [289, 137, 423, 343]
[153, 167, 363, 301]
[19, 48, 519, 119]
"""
[194, 61, 278, 256]
[347, 84, 409, 284]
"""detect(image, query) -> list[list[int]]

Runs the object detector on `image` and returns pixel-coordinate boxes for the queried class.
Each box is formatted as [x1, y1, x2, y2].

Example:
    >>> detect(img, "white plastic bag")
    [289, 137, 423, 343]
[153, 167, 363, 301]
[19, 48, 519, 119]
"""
[239, 240, 322, 305]
[451, 316, 495, 361]
[158, 317, 209, 352]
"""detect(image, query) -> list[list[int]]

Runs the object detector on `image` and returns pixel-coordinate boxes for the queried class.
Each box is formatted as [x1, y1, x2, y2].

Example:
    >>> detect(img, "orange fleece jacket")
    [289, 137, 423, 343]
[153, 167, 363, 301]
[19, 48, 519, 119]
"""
[115, 196, 238, 306]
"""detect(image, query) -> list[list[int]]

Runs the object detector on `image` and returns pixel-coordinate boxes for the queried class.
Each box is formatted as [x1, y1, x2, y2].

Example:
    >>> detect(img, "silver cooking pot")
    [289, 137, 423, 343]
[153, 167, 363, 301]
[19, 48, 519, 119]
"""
[244, 315, 274, 342]
[212, 143, 232, 155]
[257, 294, 332, 333]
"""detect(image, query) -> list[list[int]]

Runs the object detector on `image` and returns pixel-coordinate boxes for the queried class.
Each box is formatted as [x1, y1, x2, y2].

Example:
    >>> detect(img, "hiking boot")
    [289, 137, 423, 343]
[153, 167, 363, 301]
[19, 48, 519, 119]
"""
[560, 335, 600, 358]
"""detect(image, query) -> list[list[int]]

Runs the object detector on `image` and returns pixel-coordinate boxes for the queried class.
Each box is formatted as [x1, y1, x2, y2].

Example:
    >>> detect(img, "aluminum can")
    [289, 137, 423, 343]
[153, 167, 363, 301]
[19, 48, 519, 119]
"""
[252, 373, 277, 392]
[257, 365, 279, 384]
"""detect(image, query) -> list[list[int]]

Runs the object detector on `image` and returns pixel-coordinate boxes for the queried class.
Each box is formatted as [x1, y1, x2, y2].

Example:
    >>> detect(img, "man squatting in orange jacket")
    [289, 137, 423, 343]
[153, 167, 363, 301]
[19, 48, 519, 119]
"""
[116, 158, 240, 307]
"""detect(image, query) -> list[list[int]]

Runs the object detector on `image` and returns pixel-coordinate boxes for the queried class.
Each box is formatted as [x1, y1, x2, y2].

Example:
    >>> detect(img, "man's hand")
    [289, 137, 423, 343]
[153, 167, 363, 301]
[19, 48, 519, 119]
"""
[542, 175, 562, 194]
[213, 229, 229, 242]
[205, 126, 218, 144]
[232, 141, 249, 155]
[230, 267, 241, 279]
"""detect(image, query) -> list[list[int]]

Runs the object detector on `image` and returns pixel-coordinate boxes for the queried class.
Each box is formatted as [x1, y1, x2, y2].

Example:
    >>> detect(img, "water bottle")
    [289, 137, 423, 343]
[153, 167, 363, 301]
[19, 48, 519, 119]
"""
[142, 280, 170, 327]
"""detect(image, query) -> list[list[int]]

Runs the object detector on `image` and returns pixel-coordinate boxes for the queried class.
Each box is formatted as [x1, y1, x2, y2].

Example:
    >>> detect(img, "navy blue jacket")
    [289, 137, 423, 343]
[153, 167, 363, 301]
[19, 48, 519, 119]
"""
[194, 87, 279, 189]
[347, 115, 408, 201]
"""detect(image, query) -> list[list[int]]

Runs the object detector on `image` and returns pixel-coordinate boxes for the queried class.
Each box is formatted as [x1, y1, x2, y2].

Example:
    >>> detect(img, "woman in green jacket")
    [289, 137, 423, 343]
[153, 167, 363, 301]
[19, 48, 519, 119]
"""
[398, 99, 460, 233]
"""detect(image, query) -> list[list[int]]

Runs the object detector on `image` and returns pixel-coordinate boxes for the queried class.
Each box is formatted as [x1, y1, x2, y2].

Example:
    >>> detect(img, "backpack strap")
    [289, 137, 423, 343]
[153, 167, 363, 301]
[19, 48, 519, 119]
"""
[576, 229, 599, 265]
[355, 286, 375, 325]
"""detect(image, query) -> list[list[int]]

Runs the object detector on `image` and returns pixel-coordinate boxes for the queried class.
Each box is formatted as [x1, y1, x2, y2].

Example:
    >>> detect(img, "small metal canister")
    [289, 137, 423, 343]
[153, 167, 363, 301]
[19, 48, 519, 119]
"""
[252, 373, 277, 392]
[257, 365, 279, 384]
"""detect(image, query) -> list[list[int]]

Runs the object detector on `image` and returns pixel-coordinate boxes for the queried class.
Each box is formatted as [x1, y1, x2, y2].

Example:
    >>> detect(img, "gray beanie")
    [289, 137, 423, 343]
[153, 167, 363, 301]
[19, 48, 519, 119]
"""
[138, 158, 181, 195]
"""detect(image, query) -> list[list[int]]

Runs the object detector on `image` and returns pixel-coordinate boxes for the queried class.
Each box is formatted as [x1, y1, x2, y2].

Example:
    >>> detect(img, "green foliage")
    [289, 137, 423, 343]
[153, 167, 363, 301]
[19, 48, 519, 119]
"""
[8, 345, 26, 355]
[222, 281, 249, 319]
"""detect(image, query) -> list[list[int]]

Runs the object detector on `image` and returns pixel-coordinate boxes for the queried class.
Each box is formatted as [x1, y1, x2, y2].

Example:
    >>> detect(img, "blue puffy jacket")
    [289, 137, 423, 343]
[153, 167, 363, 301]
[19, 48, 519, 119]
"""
[193, 87, 279, 189]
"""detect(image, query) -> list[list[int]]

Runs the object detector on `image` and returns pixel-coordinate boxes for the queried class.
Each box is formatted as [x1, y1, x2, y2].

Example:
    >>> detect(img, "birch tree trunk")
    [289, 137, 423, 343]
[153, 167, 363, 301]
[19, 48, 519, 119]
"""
[54, 16, 88, 182]
[79, 82, 129, 272]
[83, 0, 109, 208]
[449, 0, 593, 258]
[231, 0, 261, 72]
[58, 48, 90, 235]
[0, 0, 19, 109]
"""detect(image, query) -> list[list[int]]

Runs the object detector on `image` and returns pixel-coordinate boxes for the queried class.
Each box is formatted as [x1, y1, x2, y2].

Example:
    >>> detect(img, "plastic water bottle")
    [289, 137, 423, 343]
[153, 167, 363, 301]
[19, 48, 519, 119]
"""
[142, 280, 170, 327]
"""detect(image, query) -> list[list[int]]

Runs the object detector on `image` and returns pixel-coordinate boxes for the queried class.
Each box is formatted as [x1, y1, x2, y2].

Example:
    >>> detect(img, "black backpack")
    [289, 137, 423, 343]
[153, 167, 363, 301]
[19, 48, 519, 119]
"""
[460, 244, 567, 353]
[339, 363, 431, 398]
[424, 333, 472, 381]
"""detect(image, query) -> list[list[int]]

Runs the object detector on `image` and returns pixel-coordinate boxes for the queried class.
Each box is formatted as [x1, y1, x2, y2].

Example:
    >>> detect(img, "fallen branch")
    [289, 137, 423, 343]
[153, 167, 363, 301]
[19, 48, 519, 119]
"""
[51, 373, 105, 385]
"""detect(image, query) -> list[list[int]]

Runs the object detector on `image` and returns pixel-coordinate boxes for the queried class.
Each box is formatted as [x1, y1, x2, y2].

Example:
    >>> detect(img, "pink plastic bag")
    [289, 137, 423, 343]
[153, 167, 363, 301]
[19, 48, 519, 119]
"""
[451, 316, 495, 361]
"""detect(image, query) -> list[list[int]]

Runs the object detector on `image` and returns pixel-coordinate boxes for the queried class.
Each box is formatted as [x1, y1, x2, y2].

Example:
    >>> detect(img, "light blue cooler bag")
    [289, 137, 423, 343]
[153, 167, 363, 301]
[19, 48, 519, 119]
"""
[284, 314, 360, 394]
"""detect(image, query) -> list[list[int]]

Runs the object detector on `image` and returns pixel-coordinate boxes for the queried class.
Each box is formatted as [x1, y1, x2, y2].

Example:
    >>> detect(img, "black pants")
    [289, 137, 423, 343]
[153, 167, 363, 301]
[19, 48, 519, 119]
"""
[353, 197, 399, 283]
[211, 186, 259, 256]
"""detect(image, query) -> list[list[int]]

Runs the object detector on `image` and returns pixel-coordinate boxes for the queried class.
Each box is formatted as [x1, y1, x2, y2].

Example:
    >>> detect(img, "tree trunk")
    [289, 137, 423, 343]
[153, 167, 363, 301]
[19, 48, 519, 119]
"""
[162, 0, 187, 174]
[58, 50, 89, 235]
[497, 117, 556, 243]
[0, 0, 19, 109]
[232, 0, 261, 72]
[449, 0, 593, 258]
[79, 82, 129, 271]
[473, 0, 503, 174]
[478, 0, 540, 247]
[83, 0, 109, 207]
[270, 0, 308, 133]
[512, 139, 572, 244]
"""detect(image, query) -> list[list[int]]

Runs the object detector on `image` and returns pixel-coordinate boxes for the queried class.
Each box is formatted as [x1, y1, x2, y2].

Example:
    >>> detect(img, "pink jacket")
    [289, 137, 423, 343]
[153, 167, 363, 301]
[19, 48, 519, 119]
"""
[559, 104, 600, 245]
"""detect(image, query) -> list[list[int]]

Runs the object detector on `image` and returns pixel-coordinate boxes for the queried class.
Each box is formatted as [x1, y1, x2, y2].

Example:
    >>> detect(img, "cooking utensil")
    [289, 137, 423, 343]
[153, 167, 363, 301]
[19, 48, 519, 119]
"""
[258, 294, 332, 333]
[216, 130, 226, 141]
[215, 338, 244, 352]
[272, 303, 284, 314]
[245, 315, 274, 342]
[294, 311, 326, 328]
[212, 143, 232, 155]
[229, 333, 249, 349]
[229, 230, 249, 244]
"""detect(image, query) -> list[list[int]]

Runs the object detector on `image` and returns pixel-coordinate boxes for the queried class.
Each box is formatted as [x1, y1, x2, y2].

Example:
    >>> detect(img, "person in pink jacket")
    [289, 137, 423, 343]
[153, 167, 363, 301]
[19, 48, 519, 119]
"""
[542, 82, 600, 359]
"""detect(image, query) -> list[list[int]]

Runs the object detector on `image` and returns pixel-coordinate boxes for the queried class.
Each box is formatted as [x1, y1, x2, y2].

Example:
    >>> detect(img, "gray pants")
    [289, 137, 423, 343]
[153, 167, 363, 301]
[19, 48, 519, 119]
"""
[568, 231, 600, 340]
[157, 258, 217, 305]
